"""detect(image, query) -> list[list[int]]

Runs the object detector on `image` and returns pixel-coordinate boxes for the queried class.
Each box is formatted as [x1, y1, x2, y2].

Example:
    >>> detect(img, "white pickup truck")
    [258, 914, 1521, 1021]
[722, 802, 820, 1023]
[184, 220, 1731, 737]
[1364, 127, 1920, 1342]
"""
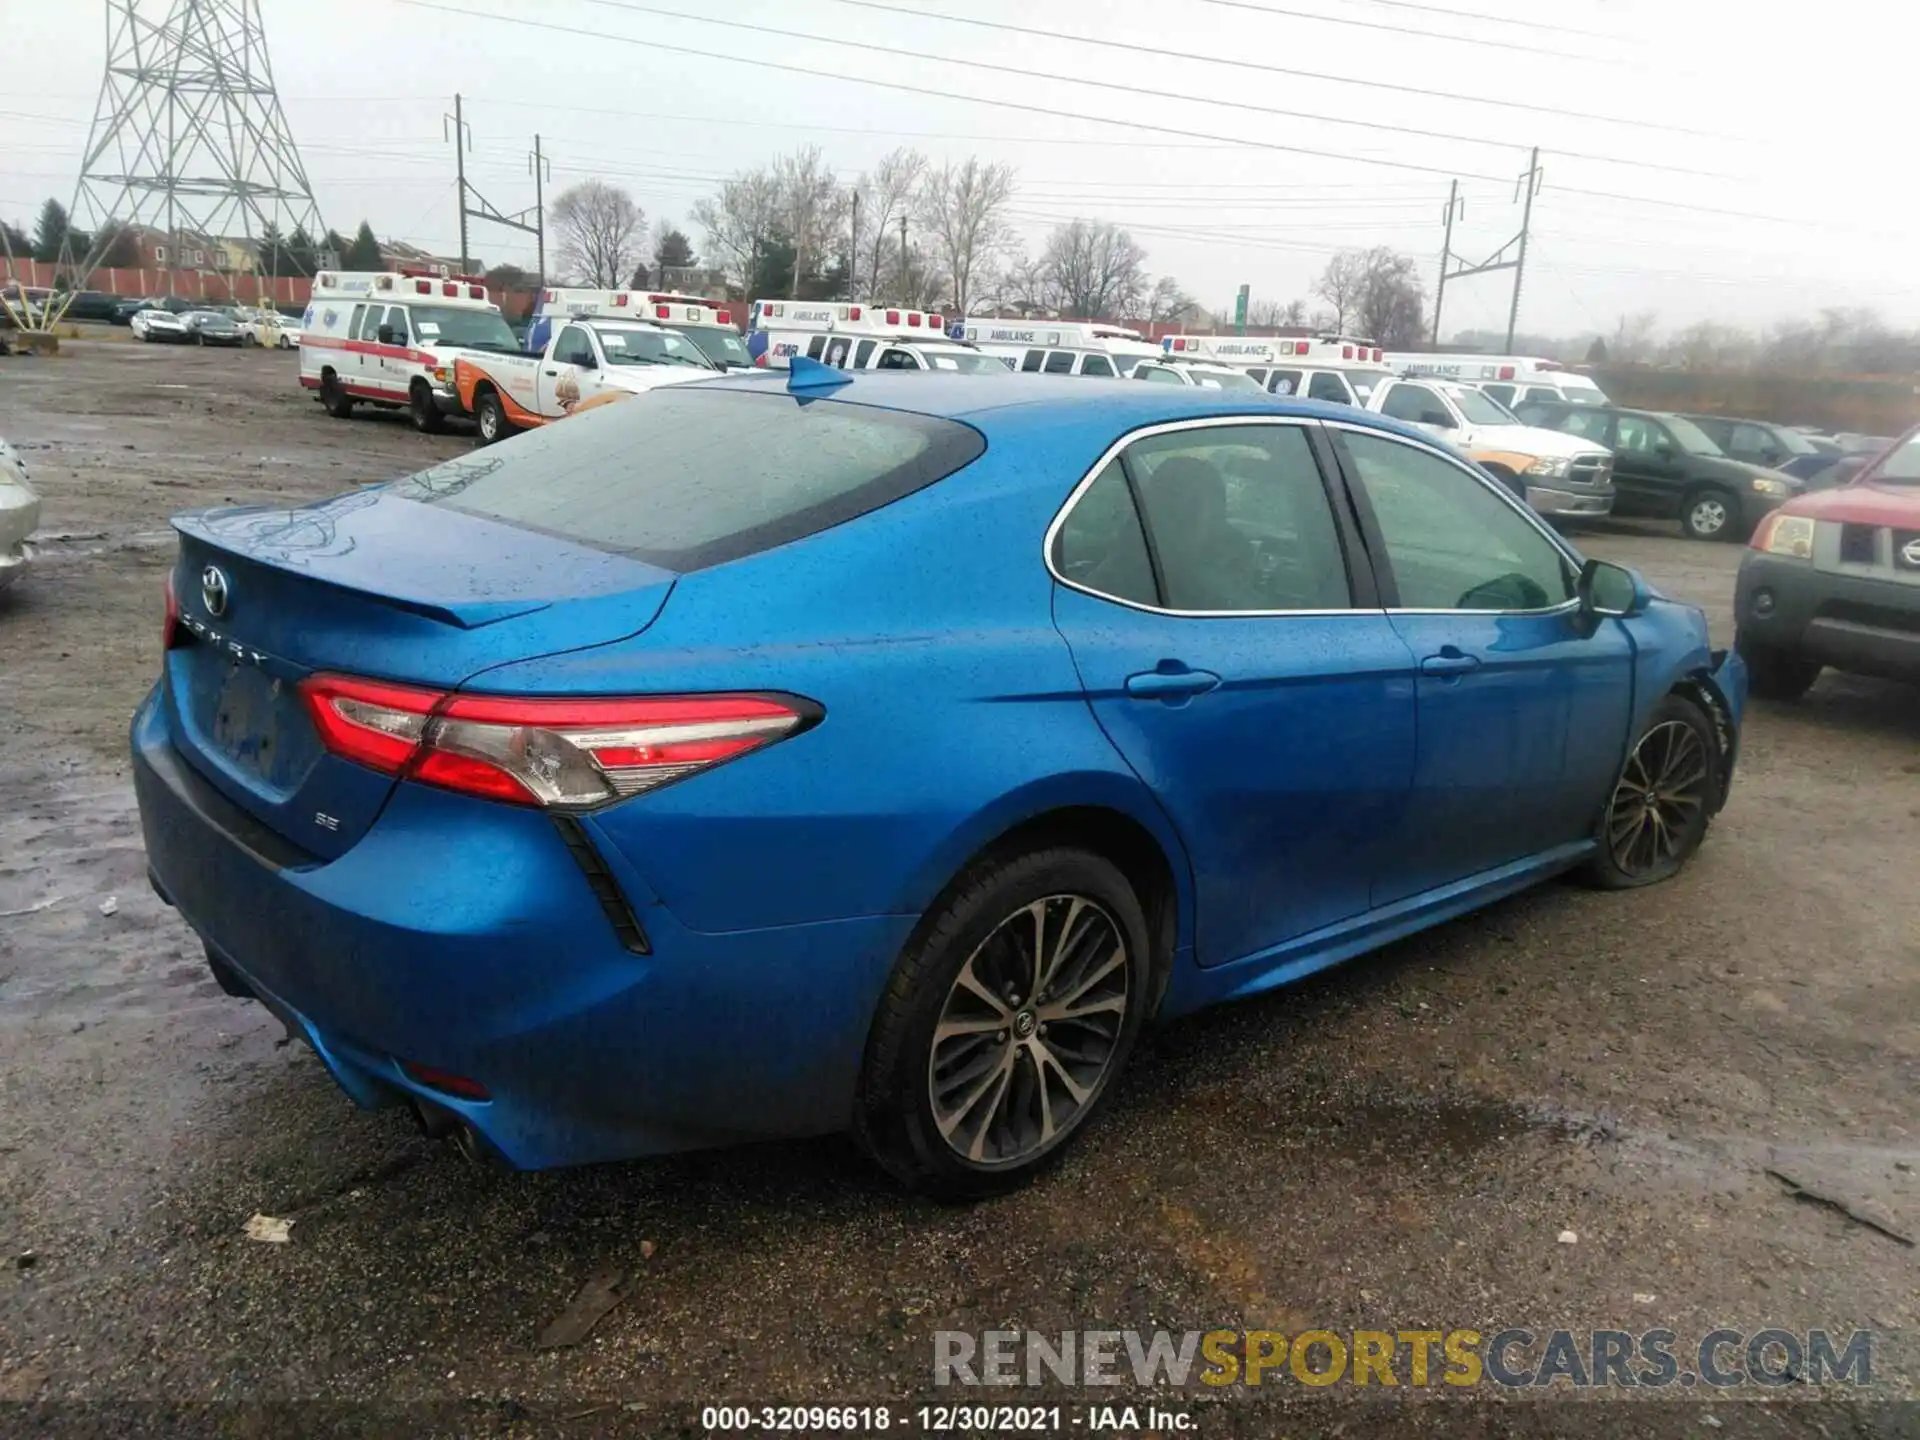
[454, 316, 719, 443]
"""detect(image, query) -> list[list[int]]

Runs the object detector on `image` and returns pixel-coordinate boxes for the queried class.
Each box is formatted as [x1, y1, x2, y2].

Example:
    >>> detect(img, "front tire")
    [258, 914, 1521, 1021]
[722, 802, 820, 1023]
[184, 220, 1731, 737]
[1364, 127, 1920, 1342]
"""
[473, 389, 513, 445]
[1582, 694, 1722, 890]
[1681, 486, 1740, 542]
[319, 370, 355, 419]
[855, 848, 1152, 1199]
[1738, 635, 1820, 701]
[409, 382, 447, 434]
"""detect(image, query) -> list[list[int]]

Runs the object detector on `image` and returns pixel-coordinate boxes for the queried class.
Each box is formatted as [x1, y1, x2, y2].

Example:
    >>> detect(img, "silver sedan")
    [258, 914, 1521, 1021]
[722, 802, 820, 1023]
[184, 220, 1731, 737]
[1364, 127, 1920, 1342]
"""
[0, 436, 40, 592]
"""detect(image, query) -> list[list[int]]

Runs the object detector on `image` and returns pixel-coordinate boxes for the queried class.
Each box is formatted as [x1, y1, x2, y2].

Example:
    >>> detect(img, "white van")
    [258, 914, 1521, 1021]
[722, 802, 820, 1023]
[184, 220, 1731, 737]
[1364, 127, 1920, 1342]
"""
[746, 300, 1007, 373]
[950, 319, 1163, 378]
[300, 270, 519, 432]
[1163, 333, 1392, 405]
[1383, 352, 1611, 407]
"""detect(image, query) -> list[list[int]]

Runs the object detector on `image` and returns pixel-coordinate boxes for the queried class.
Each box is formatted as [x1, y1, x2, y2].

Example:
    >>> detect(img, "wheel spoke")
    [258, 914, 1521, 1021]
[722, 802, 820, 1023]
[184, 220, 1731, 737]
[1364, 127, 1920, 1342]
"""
[1041, 945, 1126, 1019]
[952, 955, 1013, 1020]
[1036, 897, 1085, 1000]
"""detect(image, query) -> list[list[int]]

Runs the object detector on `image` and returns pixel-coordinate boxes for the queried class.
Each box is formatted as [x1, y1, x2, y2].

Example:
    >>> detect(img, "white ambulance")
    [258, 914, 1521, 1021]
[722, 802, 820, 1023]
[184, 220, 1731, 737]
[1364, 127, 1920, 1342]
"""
[949, 318, 1163, 378]
[1162, 333, 1394, 407]
[299, 269, 520, 432]
[747, 301, 1008, 373]
[527, 288, 753, 371]
[1382, 352, 1611, 408]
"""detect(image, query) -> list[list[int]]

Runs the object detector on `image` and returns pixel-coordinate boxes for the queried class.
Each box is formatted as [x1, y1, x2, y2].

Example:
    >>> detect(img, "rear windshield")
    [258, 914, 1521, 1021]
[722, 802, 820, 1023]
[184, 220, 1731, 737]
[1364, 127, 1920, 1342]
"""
[390, 387, 986, 570]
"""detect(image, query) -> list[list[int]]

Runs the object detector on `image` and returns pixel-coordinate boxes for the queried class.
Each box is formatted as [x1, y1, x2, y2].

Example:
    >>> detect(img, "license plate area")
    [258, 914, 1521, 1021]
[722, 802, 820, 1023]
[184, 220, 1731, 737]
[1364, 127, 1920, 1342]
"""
[205, 660, 320, 790]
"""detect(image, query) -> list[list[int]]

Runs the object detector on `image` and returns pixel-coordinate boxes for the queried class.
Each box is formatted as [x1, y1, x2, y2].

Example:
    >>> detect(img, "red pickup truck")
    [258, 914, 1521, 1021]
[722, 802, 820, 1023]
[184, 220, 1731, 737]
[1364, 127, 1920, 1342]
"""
[1735, 427, 1920, 698]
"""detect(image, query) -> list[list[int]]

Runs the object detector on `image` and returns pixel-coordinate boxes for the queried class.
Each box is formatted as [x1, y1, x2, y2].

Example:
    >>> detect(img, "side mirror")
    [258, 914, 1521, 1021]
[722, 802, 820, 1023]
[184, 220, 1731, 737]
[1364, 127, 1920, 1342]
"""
[1421, 410, 1456, 429]
[377, 324, 395, 345]
[577, 353, 598, 371]
[1579, 558, 1649, 619]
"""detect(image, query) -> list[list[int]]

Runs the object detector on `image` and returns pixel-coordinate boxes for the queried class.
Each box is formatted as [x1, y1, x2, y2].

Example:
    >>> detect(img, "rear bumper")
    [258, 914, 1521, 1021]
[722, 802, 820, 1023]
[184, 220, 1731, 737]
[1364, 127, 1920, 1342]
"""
[132, 687, 913, 1168]
[1735, 554, 1920, 681]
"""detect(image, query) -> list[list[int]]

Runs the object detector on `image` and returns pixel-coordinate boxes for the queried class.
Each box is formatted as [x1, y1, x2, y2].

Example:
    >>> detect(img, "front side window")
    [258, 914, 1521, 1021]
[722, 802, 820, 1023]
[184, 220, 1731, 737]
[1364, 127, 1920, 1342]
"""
[1481, 383, 1517, 407]
[1340, 431, 1574, 612]
[1452, 387, 1518, 425]
[1052, 461, 1157, 608]
[1079, 354, 1116, 378]
[1379, 383, 1454, 428]
[1266, 368, 1304, 396]
[1124, 425, 1350, 612]
[384, 306, 411, 345]
[357, 305, 384, 342]
[1043, 350, 1075, 375]
[853, 339, 876, 369]
[1557, 408, 1614, 442]
[1613, 415, 1674, 455]
[1306, 371, 1356, 405]
[877, 348, 920, 370]
[553, 325, 596, 367]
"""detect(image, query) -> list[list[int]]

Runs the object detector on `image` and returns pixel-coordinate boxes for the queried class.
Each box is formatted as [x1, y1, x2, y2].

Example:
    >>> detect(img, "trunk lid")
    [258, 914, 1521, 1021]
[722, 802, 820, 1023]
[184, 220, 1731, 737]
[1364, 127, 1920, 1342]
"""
[164, 489, 677, 858]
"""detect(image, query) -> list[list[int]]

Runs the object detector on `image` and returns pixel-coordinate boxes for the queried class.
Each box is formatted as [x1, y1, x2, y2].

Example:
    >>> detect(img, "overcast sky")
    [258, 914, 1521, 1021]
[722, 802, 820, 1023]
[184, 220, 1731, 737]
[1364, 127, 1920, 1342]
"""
[4, 0, 1914, 340]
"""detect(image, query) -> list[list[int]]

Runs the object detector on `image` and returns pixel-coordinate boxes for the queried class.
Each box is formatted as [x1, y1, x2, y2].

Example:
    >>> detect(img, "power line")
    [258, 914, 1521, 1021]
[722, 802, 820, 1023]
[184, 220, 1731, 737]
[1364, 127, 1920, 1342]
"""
[383, 0, 1877, 236]
[1195, 0, 1612, 62]
[813, 0, 1719, 138]
[563, 0, 1737, 179]
[1324, 0, 1628, 41]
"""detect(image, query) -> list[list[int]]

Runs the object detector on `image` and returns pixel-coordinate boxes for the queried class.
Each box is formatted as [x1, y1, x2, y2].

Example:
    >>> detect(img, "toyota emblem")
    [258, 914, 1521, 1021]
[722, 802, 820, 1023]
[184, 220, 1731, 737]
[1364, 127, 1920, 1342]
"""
[1903, 537, 1920, 568]
[201, 564, 230, 618]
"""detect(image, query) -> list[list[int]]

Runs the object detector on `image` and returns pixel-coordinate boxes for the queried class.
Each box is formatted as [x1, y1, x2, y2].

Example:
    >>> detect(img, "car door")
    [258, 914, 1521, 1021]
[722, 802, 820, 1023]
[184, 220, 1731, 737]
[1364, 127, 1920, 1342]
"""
[1306, 370, 1357, 406]
[377, 305, 414, 396]
[1609, 413, 1687, 516]
[539, 323, 597, 415]
[354, 303, 389, 394]
[1330, 425, 1635, 899]
[1049, 419, 1418, 967]
[1728, 421, 1786, 469]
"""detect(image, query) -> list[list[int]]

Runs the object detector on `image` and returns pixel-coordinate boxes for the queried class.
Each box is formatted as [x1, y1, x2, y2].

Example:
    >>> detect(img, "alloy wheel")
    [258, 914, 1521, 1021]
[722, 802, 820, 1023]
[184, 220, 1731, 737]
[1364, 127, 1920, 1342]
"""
[1607, 720, 1710, 875]
[1688, 496, 1728, 537]
[927, 894, 1131, 1167]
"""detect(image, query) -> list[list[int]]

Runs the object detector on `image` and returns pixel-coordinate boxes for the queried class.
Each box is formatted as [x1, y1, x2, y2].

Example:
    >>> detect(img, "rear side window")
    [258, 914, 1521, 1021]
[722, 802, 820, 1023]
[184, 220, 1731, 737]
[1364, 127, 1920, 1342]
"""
[1043, 350, 1075, 375]
[1307, 371, 1355, 405]
[1020, 349, 1045, 373]
[1079, 354, 1115, 377]
[1053, 461, 1157, 607]
[1266, 369, 1304, 395]
[806, 336, 826, 360]
[393, 389, 986, 571]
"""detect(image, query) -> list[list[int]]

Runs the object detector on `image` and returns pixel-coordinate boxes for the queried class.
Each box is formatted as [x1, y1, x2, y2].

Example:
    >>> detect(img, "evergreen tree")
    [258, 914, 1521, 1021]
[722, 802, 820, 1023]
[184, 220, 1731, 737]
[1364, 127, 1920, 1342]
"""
[343, 220, 384, 271]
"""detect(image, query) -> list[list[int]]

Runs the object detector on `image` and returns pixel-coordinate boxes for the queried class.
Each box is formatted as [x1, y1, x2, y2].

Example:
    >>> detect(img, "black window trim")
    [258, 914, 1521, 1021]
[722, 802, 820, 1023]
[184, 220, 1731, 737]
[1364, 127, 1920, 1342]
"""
[1320, 418, 1586, 618]
[1042, 415, 1380, 618]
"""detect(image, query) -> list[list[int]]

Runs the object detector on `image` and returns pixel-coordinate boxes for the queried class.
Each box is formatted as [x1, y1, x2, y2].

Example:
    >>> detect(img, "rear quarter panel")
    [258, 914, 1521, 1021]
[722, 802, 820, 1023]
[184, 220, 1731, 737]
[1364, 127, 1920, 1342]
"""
[466, 405, 1197, 938]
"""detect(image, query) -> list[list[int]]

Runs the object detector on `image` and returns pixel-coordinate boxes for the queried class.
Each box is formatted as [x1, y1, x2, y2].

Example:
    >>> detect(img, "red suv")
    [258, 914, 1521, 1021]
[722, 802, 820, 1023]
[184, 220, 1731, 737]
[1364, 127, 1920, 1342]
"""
[1734, 428, 1920, 698]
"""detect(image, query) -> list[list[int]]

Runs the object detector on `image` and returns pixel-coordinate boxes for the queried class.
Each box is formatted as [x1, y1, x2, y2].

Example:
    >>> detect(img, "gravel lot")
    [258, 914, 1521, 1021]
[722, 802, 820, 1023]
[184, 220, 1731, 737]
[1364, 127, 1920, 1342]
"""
[1, 343, 1915, 1437]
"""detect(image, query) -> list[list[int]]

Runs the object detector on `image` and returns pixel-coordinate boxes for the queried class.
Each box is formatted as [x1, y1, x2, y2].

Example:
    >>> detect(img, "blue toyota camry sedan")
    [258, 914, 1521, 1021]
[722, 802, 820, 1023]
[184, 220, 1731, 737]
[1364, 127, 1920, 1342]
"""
[134, 364, 1746, 1196]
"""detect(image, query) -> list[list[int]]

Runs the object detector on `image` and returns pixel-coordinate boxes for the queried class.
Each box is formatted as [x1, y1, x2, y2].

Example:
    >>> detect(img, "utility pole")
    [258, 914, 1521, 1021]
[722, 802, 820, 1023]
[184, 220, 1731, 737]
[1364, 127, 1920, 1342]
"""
[848, 189, 860, 300]
[530, 135, 550, 289]
[899, 214, 909, 303]
[1505, 146, 1542, 351]
[1428, 150, 1543, 353]
[1432, 179, 1460, 345]
[446, 94, 470, 274]
[445, 96, 544, 283]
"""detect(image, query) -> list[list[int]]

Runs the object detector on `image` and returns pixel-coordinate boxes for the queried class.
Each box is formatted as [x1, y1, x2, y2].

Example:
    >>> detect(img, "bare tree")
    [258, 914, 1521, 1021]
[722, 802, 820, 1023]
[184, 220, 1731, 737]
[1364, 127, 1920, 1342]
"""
[1145, 275, 1198, 325]
[691, 169, 782, 293]
[852, 148, 927, 300]
[917, 157, 1015, 315]
[1280, 298, 1308, 327]
[1353, 247, 1426, 348]
[773, 146, 847, 299]
[550, 180, 645, 288]
[1042, 220, 1147, 319]
[1313, 249, 1369, 333]
[1609, 310, 1659, 364]
[1246, 297, 1286, 328]
[990, 246, 1055, 316]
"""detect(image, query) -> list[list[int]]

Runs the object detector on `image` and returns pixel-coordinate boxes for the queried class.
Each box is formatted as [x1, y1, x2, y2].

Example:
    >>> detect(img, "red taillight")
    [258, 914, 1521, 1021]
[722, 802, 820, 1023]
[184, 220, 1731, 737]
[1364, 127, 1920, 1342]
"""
[162, 572, 181, 649]
[297, 675, 812, 807]
[655, 305, 670, 319]
[716, 309, 732, 324]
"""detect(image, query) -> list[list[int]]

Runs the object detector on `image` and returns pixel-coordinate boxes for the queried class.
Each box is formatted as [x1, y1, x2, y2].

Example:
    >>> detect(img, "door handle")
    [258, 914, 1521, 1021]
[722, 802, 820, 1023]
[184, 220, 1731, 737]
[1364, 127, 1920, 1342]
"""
[1125, 666, 1221, 700]
[1420, 651, 1481, 676]
[543, 368, 559, 376]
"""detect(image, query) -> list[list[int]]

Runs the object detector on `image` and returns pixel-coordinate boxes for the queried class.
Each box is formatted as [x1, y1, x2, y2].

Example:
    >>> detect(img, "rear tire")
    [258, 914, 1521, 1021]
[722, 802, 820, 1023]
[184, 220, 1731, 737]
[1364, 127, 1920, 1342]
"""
[409, 382, 446, 434]
[320, 370, 355, 419]
[1738, 635, 1820, 701]
[854, 847, 1152, 1199]
[1681, 486, 1740, 542]
[1581, 693, 1722, 890]
[474, 389, 513, 445]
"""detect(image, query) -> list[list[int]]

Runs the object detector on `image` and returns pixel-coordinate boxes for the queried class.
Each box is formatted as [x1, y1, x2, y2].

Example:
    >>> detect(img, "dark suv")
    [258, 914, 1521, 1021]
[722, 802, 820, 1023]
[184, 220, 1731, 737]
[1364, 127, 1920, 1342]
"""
[1677, 413, 1839, 481]
[1516, 402, 1805, 541]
